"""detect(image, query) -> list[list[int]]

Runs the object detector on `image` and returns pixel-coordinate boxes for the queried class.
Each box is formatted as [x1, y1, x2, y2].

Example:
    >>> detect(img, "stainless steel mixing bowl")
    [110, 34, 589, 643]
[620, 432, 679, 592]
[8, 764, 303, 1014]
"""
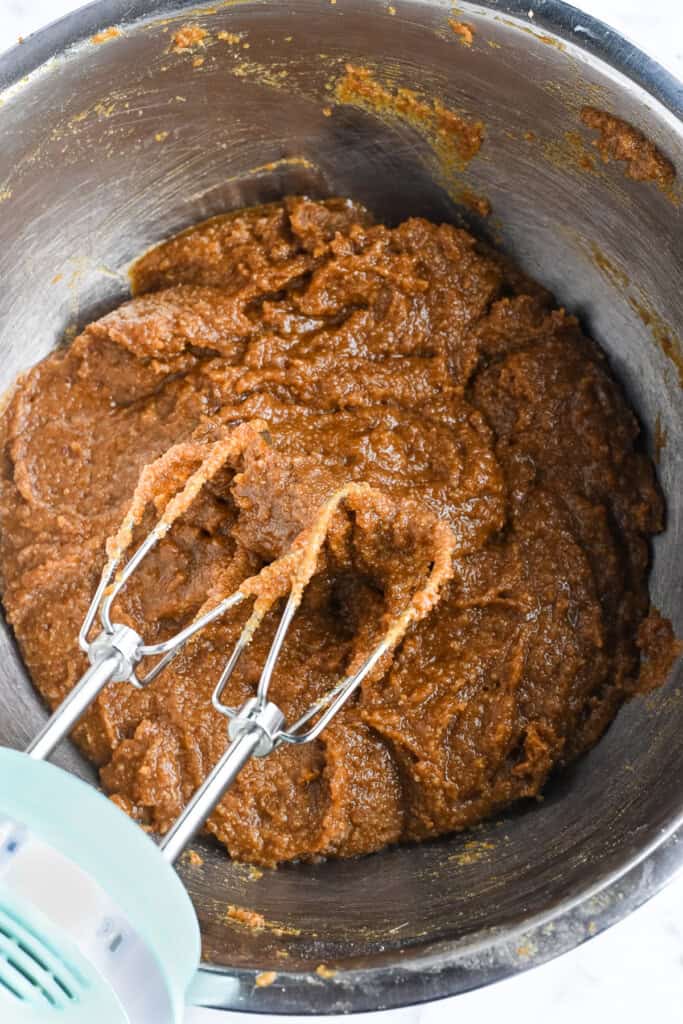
[0, 0, 681, 1014]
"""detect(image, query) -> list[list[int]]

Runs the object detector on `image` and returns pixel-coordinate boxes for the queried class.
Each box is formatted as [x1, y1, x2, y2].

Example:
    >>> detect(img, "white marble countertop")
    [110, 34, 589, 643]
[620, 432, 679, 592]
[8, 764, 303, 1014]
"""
[0, 1, 681, 1022]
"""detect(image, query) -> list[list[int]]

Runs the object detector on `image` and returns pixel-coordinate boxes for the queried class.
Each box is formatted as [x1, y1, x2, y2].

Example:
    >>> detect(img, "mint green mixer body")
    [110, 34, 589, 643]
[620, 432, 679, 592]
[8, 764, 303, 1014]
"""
[0, 748, 201, 1023]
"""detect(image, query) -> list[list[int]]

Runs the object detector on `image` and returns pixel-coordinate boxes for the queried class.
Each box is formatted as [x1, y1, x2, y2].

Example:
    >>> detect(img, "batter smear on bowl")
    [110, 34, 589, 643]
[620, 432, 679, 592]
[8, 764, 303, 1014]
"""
[0, 197, 676, 865]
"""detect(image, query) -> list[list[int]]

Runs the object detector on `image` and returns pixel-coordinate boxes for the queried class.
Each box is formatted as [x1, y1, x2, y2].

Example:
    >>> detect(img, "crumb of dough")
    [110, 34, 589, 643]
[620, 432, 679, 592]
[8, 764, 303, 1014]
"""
[228, 905, 266, 929]
[635, 609, 682, 694]
[459, 188, 491, 217]
[92, 27, 120, 44]
[449, 19, 474, 46]
[172, 25, 207, 51]
[255, 971, 277, 988]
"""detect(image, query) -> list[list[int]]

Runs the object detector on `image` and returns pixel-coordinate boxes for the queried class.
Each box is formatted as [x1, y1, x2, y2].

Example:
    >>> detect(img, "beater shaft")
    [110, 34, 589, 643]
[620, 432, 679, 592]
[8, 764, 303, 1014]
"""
[160, 698, 286, 863]
[25, 655, 120, 761]
[26, 623, 144, 761]
[159, 732, 259, 865]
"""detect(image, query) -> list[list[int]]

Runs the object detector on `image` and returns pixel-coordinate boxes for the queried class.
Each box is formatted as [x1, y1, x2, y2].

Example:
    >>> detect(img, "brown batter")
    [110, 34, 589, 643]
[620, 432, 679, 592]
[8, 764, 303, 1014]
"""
[0, 197, 675, 865]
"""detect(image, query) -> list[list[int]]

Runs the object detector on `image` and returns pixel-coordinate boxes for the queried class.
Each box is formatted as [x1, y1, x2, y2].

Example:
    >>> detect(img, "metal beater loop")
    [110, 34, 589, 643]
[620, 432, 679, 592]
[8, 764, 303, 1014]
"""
[28, 433, 256, 761]
[25, 428, 456, 867]
[78, 538, 247, 690]
[211, 589, 395, 748]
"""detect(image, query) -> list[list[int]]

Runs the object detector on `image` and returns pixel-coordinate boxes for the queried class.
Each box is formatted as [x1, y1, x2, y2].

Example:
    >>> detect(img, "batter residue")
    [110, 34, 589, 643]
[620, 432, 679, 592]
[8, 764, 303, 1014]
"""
[0, 197, 675, 865]
[580, 106, 676, 187]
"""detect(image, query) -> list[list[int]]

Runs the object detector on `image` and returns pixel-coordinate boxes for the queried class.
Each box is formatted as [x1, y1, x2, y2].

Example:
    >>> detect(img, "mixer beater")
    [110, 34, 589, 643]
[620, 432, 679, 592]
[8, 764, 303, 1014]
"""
[0, 422, 454, 1022]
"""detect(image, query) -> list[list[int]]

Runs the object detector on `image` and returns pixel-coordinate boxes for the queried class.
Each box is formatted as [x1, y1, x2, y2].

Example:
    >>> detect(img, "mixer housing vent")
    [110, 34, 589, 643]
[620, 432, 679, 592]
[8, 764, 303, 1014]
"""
[0, 903, 83, 1011]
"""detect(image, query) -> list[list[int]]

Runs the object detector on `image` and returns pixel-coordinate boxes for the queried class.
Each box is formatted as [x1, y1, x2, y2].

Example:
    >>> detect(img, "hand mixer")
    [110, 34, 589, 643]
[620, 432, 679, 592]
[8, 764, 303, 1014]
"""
[0, 426, 454, 1023]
